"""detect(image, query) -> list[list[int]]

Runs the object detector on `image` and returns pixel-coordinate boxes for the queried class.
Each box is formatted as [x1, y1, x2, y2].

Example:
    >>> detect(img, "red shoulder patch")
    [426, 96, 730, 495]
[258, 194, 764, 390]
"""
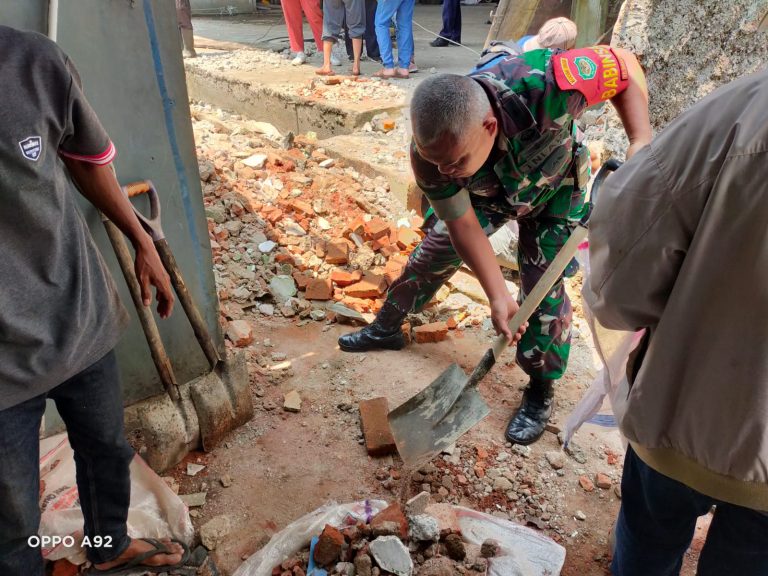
[553, 46, 630, 107]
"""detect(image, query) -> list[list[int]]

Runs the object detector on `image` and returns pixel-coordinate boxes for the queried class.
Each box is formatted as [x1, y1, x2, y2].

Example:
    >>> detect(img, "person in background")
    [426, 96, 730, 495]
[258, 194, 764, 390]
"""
[373, 0, 415, 78]
[175, 0, 197, 58]
[317, 0, 365, 75]
[280, 0, 324, 66]
[517, 16, 578, 52]
[344, 0, 381, 63]
[587, 68, 768, 576]
[429, 0, 460, 47]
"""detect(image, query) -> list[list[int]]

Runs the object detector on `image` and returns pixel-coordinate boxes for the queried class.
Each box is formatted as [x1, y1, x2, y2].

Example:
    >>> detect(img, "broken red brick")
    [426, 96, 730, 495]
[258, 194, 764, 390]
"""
[380, 245, 399, 258]
[293, 273, 312, 290]
[372, 234, 391, 252]
[371, 503, 408, 539]
[596, 473, 612, 489]
[341, 296, 371, 313]
[383, 260, 405, 285]
[313, 524, 345, 566]
[413, 322, 449, 344]
[325, 240, 349, 265]
[381, 119, 396, 132]
[446, 317, 458, 330]
[474, 465, 486, 478]
[275, 253, 295, 265]
[344, 273, 387, 299]
[396, 228, 421, 250]
[364, 218, 390, 241]
[579, 475, 595, 492]
[358, 397, 397, 457]
[475, 445, 489, 460]
[51, 560, 78, 576]
[266, 209, 284, 224]
[289, 199, 313, 217]
[344, 217, 366, 239]
[305, 278, 333, 300]
[330, 269, 362, 287]
[226, 320, 253, 347]
[314, 240, 327, 258]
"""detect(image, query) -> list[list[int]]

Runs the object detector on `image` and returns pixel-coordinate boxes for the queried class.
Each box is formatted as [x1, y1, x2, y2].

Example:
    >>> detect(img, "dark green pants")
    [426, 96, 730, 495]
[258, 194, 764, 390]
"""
[385, 183, 587, 381]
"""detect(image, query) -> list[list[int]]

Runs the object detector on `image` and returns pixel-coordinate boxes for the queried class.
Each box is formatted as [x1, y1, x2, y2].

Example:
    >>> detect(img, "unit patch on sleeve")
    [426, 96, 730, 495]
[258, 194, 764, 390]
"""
[554, 45, 630, 106]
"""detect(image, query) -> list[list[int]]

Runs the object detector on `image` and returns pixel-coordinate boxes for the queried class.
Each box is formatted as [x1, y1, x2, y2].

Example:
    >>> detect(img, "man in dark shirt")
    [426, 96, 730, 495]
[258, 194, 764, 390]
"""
[0, 26, 187, 575]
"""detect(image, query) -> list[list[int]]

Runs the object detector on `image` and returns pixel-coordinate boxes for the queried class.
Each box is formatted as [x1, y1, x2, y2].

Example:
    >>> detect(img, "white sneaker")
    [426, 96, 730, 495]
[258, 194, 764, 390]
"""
[291, 51, 307, 66]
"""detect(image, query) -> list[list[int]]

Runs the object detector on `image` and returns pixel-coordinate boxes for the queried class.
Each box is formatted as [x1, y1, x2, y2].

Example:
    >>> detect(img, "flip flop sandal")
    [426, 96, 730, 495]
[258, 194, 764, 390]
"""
[85, 538, 190, 576]
[315, 69, 335, 76]
[394, 69, 410, 79]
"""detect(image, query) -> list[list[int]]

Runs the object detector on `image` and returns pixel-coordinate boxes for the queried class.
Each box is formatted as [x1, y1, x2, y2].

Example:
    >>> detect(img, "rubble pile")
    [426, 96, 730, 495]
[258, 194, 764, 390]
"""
[272, 500, 499, 576]
[186, 48, 291, 73]
[301, 76, 405, 105]
[192, 103, 492, 351]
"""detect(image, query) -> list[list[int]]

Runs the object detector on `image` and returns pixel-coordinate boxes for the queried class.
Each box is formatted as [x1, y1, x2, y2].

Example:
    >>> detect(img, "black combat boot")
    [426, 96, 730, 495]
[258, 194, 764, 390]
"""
[505, 378, 555, 445]
[338, 303, 406, 352]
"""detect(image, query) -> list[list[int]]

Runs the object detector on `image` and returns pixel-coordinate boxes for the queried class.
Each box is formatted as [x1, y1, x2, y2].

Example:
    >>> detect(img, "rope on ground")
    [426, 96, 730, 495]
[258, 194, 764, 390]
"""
[411, 20, 482, 56]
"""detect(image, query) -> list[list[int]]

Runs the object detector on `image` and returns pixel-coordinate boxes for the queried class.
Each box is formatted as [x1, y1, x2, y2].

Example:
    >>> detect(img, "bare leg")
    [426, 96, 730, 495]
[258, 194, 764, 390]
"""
[352, 37, 363, 75]
[316, 39, 334, 74]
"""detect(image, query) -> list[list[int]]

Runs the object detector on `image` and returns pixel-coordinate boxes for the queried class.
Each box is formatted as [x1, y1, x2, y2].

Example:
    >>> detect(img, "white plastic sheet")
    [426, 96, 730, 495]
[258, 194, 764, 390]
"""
[233, 501, 565, 576]
[38, 433, 194, 564]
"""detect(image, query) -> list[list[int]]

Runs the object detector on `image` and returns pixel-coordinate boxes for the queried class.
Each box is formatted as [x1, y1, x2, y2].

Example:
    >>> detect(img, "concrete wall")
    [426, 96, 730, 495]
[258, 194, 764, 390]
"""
[1, 1, 222, 429]
[190, 0, 263, 14]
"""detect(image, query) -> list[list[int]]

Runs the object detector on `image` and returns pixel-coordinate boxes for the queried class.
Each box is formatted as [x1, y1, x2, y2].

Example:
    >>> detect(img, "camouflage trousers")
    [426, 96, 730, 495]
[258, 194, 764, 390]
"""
[384, 183, 587, 382]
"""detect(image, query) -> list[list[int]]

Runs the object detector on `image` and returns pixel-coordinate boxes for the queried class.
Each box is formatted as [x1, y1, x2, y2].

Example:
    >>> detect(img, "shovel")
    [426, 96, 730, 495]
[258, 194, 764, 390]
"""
[389, 161, 620, 465]
[104, 180, 253, 471]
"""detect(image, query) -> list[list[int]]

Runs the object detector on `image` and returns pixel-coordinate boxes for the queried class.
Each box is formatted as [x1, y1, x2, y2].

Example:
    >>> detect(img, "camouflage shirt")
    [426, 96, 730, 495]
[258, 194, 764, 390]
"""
[412, 46, 630, 221]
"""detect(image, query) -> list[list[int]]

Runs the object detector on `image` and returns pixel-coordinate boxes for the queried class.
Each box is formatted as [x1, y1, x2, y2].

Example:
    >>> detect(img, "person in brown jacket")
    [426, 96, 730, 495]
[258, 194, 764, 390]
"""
[586, 68, 768, 574]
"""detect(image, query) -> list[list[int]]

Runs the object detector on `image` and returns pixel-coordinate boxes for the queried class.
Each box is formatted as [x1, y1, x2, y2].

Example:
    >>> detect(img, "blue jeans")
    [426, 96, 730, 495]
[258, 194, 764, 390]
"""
[613, 446, 768, 575]
[0, 351, 133, 576]
[374, 0, 414, 69]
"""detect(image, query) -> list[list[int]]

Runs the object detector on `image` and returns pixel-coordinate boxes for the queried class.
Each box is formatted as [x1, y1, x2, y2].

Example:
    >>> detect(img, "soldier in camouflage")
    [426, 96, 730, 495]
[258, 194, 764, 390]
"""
[339, 46, 652, 444]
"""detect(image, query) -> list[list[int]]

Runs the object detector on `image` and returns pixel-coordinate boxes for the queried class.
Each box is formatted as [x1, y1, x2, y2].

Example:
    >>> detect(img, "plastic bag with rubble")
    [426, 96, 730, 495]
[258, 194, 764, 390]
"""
[38, 433, 194, 564]
[456, 507, 565, 575]
[234, 502, 564, 576]
[233, 500, 389, 576]
[562, 241, 645, 446]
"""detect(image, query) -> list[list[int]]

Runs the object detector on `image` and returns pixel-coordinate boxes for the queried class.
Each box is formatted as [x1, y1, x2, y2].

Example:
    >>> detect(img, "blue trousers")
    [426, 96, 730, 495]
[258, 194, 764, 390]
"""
[0, 351, 134, 576]
[438, 0, 461, 42]
[374, 0, 414, 69]
[613, 446, 768, 575]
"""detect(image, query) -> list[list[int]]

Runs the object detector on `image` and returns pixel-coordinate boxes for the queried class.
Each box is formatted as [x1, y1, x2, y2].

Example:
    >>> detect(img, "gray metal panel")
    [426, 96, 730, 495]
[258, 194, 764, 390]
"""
[57, 0, 222, 405]
[0, 0, 47, 33]
[1, 1, 221, 425]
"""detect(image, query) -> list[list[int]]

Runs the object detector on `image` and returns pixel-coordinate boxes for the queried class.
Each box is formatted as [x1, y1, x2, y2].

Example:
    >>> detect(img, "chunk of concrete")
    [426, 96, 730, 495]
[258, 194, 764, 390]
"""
[200, 514, 233, 550]
[369, 536, 413, 576]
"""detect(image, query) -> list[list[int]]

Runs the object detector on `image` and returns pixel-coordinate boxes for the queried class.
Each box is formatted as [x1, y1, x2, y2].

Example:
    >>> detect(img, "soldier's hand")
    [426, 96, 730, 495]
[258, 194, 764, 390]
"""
[490, 294, 527, 346]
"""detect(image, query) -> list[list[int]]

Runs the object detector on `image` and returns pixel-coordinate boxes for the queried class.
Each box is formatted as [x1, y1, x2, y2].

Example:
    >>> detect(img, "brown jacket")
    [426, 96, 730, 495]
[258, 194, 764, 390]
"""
[585, 68, 768, 511]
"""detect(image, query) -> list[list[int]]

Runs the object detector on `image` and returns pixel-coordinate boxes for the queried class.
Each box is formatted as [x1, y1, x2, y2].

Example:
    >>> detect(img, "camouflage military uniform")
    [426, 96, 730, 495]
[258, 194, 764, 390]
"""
[385, 47, 628, 381]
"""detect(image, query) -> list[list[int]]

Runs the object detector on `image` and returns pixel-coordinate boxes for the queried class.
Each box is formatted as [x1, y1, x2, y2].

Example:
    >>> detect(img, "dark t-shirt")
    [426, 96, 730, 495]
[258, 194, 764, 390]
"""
[0, 26, 128, 409]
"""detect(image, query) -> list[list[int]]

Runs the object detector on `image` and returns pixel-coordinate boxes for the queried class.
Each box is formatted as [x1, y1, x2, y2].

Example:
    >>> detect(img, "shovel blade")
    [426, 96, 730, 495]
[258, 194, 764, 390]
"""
[389, 363, 491, 466]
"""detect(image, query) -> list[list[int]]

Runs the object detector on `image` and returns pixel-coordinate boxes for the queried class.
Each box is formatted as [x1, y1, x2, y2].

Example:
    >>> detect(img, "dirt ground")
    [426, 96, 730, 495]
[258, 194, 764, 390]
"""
[170, 290, 704, 575]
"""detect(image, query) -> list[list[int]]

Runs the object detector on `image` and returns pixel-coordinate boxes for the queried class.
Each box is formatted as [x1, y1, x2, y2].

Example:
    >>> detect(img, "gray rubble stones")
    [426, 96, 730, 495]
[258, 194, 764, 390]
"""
[258, 240, 277, 253]
[408, 515, 439, 542]
[269, 275, 297, 301]
[545, 450, 566, 470]
[406, 492, 430, 517]
[369, 536, 413, 576]
[200, 514, 233, 550]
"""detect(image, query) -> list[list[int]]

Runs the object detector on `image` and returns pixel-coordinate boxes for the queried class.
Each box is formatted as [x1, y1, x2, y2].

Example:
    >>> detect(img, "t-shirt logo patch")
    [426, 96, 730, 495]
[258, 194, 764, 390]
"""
[19, 136, 42, 161]
[574, 56, 597, 80]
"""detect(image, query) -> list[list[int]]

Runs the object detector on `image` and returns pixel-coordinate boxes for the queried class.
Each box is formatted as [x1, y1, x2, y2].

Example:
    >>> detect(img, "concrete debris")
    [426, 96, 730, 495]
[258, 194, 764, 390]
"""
[179, 492, 207, 508]
[408, 514, 439, 542]
[283, 390, 302, 412]
[269, 275, 297, 302]
[200, 514, 233, 550]
[226, 320, 253, 347]
[369, 536, 413, 576]
[405, 491, 431, 517]
[545, 450, 566, 470]
[186, 463, 205, 477]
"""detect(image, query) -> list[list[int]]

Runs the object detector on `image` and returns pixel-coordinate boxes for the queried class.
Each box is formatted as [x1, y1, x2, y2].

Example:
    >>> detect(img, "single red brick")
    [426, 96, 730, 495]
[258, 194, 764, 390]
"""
[344, 273, 387, 299]
[383, 260, 405, 285]
[314, 524, 345, 566]
[358, 397, 397, 457]
[330, 269, 362, 287]
[325, 240, 349, 265]
[305, 278, 333, 300]
[579, 475, 595, 492]
[341, 296, 371, 313]
[371, 503, 408, 539]
[364, 217, 390, 240]
[413, 322, 449, 343]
